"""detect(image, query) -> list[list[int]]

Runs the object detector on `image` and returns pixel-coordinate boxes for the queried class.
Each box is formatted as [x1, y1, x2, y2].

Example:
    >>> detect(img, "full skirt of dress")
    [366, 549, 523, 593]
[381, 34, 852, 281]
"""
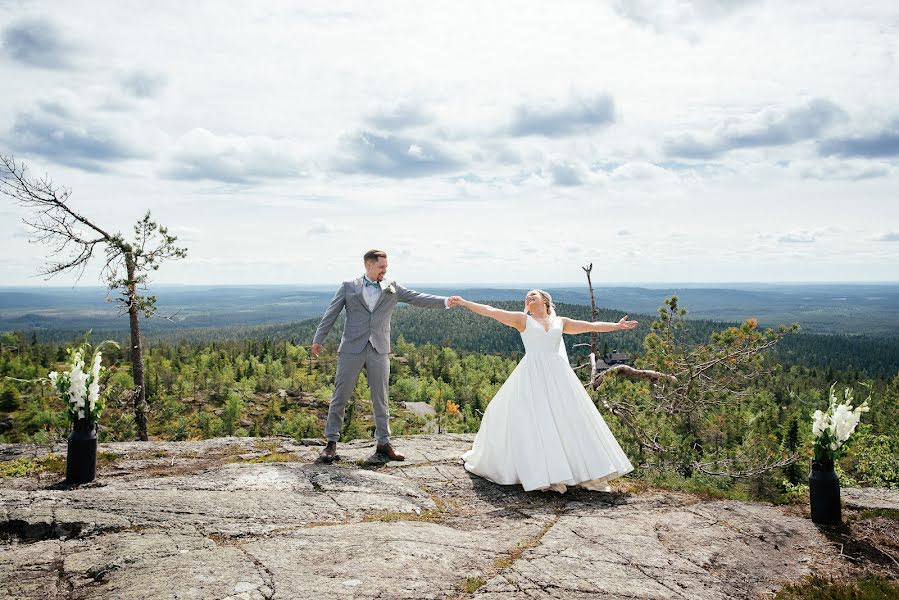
[462, 350, 634, 492]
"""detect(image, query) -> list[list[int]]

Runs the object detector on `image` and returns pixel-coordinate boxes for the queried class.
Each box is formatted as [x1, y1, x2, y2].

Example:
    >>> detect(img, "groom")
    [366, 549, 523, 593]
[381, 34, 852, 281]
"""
[311, 249, 456, 463]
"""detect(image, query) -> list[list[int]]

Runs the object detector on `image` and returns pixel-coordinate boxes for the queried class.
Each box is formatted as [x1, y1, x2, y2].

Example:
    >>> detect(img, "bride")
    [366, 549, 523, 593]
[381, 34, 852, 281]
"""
[449, 290, 637, 493]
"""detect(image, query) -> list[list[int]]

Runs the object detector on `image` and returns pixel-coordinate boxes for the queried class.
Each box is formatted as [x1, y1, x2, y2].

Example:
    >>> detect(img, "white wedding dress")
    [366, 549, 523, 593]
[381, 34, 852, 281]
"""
[462, 314, 634, 493]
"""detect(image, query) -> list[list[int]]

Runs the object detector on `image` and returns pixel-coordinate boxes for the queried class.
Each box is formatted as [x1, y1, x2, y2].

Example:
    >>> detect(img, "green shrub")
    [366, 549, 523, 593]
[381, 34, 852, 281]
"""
[0, 454, 65, 478]
[274, 411, 320, 440]
[774, 574, 899, 600]
[221, 392, 244, 436]
[841, 433, 899, 488]
[0, 385, 21, 411]
[104, 412, 137, 442]
[105, 370, 136, 401]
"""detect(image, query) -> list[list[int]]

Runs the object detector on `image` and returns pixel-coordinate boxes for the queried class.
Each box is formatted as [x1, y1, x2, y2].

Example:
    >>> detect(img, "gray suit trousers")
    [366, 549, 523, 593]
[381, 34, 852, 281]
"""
[325, 343, 391, 444]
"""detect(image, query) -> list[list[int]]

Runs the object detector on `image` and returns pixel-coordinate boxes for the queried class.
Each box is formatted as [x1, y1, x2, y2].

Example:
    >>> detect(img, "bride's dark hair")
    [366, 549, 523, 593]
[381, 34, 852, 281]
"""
[527, 289, 555, 316]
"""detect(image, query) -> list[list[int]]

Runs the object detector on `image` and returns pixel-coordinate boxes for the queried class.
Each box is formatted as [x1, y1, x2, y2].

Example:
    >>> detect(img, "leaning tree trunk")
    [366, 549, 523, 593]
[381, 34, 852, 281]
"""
[126, 253, 148, 441]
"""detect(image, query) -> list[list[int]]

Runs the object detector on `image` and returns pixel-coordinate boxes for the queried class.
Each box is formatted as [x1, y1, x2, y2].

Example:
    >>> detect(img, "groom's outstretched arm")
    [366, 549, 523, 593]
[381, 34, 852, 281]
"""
[395, 284, 448, 309]
[312, 285, 347, 351]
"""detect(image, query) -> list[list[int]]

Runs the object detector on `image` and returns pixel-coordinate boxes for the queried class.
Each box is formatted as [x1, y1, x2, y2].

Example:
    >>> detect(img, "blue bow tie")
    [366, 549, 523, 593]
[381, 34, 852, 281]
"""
[364, 280, 380, 288]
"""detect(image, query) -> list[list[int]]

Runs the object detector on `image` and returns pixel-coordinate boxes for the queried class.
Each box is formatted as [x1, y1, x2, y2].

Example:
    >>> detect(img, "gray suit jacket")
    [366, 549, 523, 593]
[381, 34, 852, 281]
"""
[312, 278, 447, 354]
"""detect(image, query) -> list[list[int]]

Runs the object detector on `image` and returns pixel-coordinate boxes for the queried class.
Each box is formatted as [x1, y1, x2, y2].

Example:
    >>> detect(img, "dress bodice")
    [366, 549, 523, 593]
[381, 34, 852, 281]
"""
[521, 314, 567, 357]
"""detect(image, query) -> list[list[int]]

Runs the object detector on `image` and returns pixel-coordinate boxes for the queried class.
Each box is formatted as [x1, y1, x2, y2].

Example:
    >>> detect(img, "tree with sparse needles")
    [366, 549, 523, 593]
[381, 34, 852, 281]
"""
[0, 154, 187, 440]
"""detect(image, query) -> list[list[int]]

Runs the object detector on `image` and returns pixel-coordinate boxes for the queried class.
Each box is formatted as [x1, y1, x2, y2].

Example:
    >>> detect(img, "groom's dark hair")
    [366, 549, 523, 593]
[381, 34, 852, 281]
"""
[364, 249, 387, 263]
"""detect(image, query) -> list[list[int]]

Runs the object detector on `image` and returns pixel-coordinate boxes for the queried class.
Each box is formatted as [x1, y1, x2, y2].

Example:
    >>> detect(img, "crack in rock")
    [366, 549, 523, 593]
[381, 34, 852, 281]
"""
[238, 546, 276, 600]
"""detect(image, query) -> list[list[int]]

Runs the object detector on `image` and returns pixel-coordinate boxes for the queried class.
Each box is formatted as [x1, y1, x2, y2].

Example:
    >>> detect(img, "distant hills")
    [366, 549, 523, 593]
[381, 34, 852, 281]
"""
[1, 283, 896, 338]
[1, 283, 897, 378]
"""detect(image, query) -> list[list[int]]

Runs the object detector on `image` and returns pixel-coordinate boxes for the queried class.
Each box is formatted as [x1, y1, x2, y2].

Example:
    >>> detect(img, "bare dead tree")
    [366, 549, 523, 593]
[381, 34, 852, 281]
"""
[582, 262, 599, 355]
[577, 261, 679, 389]
[1, 154, 187, 440]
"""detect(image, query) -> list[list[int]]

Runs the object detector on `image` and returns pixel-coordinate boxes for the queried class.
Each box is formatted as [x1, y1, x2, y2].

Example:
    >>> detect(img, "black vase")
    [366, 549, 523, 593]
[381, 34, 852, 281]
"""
[66, 419, 97, 485]
[809, 458, 841, 525]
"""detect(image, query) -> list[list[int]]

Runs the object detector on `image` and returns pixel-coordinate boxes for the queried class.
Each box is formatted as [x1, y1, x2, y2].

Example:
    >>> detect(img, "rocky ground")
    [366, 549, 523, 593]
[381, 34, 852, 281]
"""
[1, 435, 897, 599]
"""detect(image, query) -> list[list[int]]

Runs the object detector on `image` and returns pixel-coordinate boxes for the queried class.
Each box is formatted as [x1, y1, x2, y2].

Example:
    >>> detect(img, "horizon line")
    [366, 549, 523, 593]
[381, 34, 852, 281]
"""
[2, 280, 899, 289]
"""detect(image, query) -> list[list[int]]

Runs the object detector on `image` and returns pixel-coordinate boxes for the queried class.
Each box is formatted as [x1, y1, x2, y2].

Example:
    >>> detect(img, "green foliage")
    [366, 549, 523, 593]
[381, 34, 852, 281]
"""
[856, 508, 899, 521]
[773, 574, 899, 600]
[274, 412, 320, 440]
[0, 457, 34, 477]
[841, 432, 899, 488]
[221, 392, 244, 437]
[105, 370, 135, 401]
[0, 384, 21, 410]
[462, 578, 487, 594]
[779, 479, 810, 505]
[104, 412, 137, 442]
[243, 452, 300, 463]
[105, 211, 188, 319]
[0, 454, 65, 478]
[599, 295, 801, 480]
[637, 469, 752, 501]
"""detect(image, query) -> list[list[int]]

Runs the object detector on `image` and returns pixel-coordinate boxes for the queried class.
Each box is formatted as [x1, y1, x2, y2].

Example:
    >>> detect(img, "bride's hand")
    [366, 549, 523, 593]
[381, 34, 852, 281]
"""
[617, 315, 638, 330]
[448, 295, 465, 308]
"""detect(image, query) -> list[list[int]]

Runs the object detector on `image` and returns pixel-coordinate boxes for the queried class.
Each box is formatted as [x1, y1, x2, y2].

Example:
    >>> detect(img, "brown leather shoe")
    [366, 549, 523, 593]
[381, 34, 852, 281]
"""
[375, 443, 405, 461]
[319, 441, 338, 463]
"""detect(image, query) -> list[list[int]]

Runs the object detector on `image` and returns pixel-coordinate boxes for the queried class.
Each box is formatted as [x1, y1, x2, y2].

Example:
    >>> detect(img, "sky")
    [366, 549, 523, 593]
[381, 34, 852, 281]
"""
[0, 0, 897, 287]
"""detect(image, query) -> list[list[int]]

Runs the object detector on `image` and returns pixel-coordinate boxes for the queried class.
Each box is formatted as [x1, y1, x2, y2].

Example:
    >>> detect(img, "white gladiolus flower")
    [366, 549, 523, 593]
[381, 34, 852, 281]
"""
[812, 385, 872, 460]
[53, 340, 117, 425]
[91, 352, 102, 378]
[811, 410, 828, 437]
[68, 352, 88, 409]
[88, 381, 100, 410]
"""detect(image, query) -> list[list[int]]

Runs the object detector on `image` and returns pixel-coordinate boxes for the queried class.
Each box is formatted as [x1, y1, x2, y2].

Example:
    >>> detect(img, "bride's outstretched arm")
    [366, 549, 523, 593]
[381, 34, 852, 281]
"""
[561, 315, 638, 335]
[453, 298, 527, 332]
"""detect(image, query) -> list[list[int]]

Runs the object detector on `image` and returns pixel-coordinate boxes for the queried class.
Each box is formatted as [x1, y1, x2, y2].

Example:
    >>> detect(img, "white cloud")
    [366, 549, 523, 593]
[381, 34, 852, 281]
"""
[793, 158, 890, 180]
[366, 100, 433, 131]
[664, 99, 848, 159]
[1, 16, 80, 69]
[306, 219, 337, 236]
[6, 89, 158, 171]
[613, 0, 760, 40]
[546, 161, 586, 187]
[777, 231, 817, 244]
[609, 162, 675, 182]
[507, 93, 616, 138]
[163, 128, 306, 183]
[0, 1, 896, 285]
[333, 130, 461, 178]
[170, 225, 201, 243]
[120, 70, 168, 99]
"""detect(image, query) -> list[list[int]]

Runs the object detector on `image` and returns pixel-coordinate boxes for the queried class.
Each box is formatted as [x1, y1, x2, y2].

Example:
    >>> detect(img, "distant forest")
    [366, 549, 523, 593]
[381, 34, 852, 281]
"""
[14, 301, 895, 379]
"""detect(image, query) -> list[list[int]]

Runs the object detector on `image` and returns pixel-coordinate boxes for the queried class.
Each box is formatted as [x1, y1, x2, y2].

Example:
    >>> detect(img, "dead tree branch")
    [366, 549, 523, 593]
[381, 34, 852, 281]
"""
[692, 453, 803, 479]
[591, 361, 678, 389]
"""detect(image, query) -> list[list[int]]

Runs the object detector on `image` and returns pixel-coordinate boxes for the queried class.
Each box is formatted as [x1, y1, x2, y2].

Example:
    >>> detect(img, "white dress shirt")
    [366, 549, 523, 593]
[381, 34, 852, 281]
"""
[362, 275, 382, 311]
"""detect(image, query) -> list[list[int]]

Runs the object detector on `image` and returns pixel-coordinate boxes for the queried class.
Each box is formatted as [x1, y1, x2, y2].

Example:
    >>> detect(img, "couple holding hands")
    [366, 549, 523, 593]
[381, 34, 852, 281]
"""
[311, 249, 636, 493]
